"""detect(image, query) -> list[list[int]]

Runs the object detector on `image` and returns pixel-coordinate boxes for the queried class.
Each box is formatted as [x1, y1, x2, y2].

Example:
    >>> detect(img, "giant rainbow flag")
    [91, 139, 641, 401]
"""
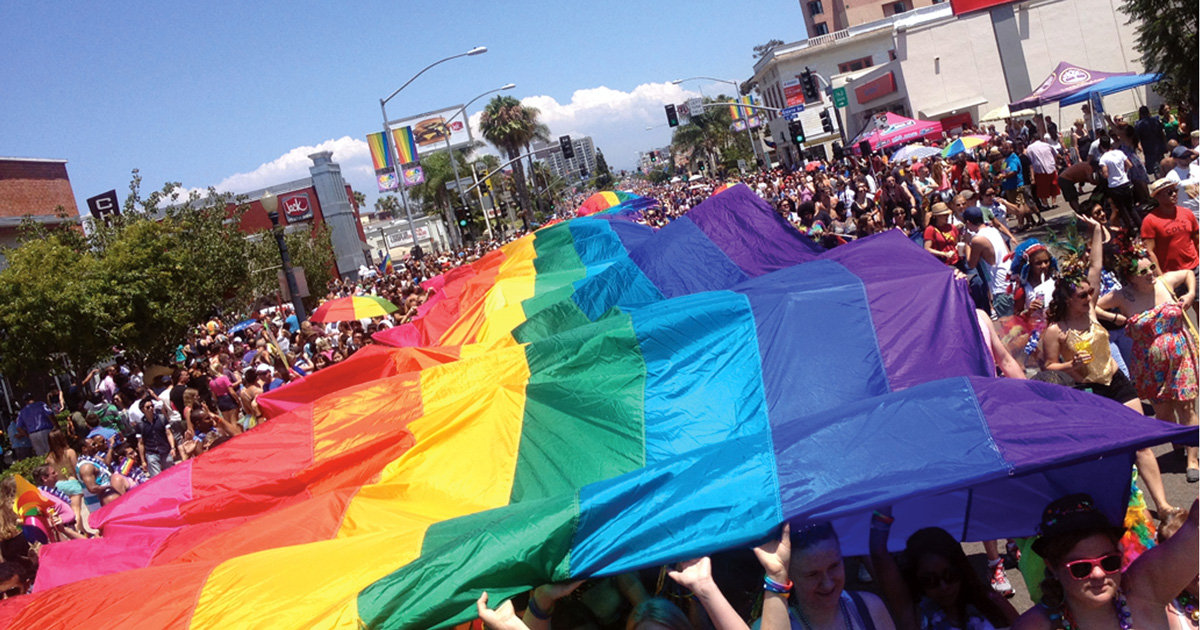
[4, 186, 1193, 630]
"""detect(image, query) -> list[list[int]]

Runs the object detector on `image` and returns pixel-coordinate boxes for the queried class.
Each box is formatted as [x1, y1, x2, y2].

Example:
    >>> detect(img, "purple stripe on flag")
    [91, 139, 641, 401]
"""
[821, 231, 994, 388]
[687, 185, 823, 277]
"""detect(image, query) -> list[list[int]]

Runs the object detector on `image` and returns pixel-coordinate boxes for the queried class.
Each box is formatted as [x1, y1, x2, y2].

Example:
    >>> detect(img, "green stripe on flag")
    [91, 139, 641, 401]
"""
[512, 313, 647, 502]
[357, 493, 579, 630]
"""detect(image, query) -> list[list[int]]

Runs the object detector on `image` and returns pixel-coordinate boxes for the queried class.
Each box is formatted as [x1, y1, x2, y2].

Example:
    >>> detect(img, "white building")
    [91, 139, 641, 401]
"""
[751, 0, 1153, 163]
[533, 136, 597, 180]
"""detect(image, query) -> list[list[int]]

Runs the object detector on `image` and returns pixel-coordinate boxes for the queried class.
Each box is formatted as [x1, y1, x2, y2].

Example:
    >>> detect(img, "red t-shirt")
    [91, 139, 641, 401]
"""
[1140, 205, 1199, 272]
[924, 224, 961, 266]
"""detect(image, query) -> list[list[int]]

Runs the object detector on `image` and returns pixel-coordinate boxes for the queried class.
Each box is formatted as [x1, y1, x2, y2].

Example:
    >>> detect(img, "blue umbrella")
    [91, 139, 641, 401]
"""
[227, 319, 257, 335]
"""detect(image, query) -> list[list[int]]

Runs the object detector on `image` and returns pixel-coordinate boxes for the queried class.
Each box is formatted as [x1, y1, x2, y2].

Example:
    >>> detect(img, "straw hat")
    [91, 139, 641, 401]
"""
[1149, 178, 1176, 197]
[930, 202, 952, 217]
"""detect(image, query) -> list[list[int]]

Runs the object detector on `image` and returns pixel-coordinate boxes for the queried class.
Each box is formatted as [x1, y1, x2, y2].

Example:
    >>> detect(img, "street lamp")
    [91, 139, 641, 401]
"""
[673, 76, 760, 167]
[260, 190, 307, 323]
[443, 83, 515, 242]
[380, 47, 487, 258]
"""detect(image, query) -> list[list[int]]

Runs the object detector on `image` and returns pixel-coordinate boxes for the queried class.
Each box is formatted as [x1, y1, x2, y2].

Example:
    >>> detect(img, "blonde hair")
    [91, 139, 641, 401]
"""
[0, 477, 20, 539]
[183, 387, 200, 407]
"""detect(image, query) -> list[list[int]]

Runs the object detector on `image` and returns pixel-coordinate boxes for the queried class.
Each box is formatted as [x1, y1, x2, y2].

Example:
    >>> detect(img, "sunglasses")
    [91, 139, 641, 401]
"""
[1075, 287, 1096, 299]
[1064, 553, 1122, 579]
[917, 567, 963, 590]
[0, 586, 22, 600]
[1136, 264, 1158, 276]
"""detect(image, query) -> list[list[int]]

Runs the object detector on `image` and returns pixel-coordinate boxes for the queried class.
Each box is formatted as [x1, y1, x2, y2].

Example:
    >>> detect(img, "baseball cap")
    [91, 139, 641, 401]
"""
[962, 206, 986, 225]
[1171, 145, 1196, 160]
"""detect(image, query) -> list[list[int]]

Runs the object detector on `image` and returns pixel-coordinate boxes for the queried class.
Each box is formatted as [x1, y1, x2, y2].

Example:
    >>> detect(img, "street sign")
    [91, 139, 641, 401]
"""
[86, 189, 120, 222]
[737, 159, 747, 172]
[782, 104, 806, 118]
[687, 98, 703, 117]
[832, 87, 848, 108]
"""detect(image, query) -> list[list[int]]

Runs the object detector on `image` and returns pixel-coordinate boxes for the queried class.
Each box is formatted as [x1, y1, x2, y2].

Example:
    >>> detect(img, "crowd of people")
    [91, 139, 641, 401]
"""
[0, 104, 1194, 616]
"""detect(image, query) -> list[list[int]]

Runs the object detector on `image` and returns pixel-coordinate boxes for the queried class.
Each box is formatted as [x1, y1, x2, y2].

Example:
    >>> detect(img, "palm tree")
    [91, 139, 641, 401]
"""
[479, 95, 542, 228]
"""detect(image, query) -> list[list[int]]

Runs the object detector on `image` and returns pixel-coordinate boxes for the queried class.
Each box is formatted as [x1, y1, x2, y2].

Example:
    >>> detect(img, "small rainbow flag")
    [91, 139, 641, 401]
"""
[366, 131, 395, 173]
[379, 250, 394, 276]
[14, 474, 54, 517]
[392, 126, 419, 166]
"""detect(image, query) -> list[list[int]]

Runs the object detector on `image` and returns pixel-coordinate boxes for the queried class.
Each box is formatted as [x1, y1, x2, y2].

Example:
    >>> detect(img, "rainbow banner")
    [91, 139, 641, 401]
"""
[5, 186, 1193, 630]
[366, 131, 394, 173]
[392, 126, 419, 166]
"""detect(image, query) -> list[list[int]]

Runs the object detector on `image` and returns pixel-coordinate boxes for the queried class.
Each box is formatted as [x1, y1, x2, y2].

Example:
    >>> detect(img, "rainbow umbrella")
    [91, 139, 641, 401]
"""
[576, 191, 638, 216]
[941, 135, 991, 158]
[310, 295, 398, 323]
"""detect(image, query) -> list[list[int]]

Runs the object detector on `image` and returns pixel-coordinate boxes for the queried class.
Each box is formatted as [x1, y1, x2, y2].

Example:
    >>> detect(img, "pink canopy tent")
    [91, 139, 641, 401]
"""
[849, 112, 943, 154]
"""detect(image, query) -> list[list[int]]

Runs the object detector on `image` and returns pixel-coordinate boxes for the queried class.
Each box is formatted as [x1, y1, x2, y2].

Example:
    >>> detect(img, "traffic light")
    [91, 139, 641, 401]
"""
[832, 142, 844, 160]
[801, 68, 819, 102]
[559, 135, 575, 159]
[788, 119, 806, 145]
[649, 151, 657, 163]
[819, 109, 834, 133]
[454, 204, 469, 227]
[665, 104, 679, 127]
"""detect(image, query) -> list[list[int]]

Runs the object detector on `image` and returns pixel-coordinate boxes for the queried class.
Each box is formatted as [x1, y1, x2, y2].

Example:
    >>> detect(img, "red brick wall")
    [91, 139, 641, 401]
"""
[0, 160, 79, 218]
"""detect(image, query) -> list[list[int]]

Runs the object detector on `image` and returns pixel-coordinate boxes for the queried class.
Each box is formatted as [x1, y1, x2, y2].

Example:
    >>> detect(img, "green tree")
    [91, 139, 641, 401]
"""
[246, 222, 335, 309]
[753, 39, 785, 59]
[374, 194, 401, 219]
[592, 149, 614, 189]
[0, 179, 254, 377]
[1121, 0, 1197, 103]
[479, 95, 544, 228]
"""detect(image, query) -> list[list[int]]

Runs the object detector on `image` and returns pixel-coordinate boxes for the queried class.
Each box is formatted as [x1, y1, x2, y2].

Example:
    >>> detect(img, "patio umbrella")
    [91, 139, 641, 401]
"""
[979, 104, 1035, 123]
[891, 145, 941, 163]
[941, 135, 991, 158]
[309, 295, 399, 323]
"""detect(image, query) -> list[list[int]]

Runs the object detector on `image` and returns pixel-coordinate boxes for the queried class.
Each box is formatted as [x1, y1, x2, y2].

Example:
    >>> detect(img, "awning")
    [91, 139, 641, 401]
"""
[918, 96, 988, 119]
[979, 104, 1037, 122]
[1058, 73, 1161, 106]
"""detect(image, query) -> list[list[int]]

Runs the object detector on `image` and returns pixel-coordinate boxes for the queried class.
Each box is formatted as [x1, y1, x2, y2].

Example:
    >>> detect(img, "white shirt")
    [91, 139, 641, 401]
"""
[975, 225, 1012, 296]
[1099, 150, 1130, 187]
[1167, 163, 1200, 218]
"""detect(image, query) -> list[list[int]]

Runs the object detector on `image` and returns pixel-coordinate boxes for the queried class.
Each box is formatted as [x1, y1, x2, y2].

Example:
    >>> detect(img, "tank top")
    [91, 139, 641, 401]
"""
[976, 226, 1011, 295]
[1065, 320, 1117, 386]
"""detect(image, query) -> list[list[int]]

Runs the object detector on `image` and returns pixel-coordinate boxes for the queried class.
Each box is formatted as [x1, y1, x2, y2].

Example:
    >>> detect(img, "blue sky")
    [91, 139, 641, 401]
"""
[2, 1, 805, 213]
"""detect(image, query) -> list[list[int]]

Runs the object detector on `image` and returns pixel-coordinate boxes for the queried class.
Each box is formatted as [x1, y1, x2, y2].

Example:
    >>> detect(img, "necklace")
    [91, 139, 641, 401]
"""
[793, 596, 854, 630]
[1177, 592, 1198, 623]
[1060, 592, 1133, 630]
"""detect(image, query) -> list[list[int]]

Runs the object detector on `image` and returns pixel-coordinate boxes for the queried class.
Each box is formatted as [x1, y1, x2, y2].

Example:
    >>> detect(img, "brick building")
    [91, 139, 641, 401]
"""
[0, 157, 81, 269]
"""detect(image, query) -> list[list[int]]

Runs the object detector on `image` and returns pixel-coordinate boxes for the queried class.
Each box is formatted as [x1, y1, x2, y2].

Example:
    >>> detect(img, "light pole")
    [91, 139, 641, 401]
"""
[443, 83, 515, 243]
[261, 190, 307, 323]
[380, 46, 486, 257]
[673, 76, 760, 168]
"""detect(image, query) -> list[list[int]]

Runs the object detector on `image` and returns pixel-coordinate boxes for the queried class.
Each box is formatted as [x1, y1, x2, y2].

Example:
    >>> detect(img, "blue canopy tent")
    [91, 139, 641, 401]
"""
[1059, 73, 1162, 106]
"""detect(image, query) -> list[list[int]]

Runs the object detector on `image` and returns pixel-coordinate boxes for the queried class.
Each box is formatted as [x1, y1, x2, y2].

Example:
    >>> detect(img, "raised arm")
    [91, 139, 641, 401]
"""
[867, 508, 918, 630]
[755, 524, 793, 630]
[1124, 499, 1198, 606]
[668, 557, 750, 630]
[1078, 214, 1104, 305]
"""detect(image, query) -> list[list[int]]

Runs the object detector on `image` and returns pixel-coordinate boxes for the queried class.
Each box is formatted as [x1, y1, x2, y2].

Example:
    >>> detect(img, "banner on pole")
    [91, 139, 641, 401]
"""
[402, 165, 426, 187]
[377, 172, 398, 192]
[392, 126, 419, 166]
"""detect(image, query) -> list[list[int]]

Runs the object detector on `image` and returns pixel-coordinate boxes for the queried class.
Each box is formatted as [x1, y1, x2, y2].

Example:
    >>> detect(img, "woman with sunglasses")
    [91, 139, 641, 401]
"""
[869, 507, 1017, 630]
[1040, 215, 1178, 517]
[1012, 494, 1198, 630]
[1097, 249, 1198, 482]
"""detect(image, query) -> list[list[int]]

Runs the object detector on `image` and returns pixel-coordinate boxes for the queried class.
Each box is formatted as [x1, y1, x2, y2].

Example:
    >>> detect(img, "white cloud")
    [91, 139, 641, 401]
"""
[194, 82, 707, 212]
[214, 136, 374, 196]
[467, 82, 702, 171]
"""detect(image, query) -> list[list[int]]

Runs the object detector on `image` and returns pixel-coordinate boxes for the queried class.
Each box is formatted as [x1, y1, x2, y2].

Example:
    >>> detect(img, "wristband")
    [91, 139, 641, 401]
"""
[871, 510, 895, 525]
[527, 595, 553, 620]
[763, 576, 792, 594]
